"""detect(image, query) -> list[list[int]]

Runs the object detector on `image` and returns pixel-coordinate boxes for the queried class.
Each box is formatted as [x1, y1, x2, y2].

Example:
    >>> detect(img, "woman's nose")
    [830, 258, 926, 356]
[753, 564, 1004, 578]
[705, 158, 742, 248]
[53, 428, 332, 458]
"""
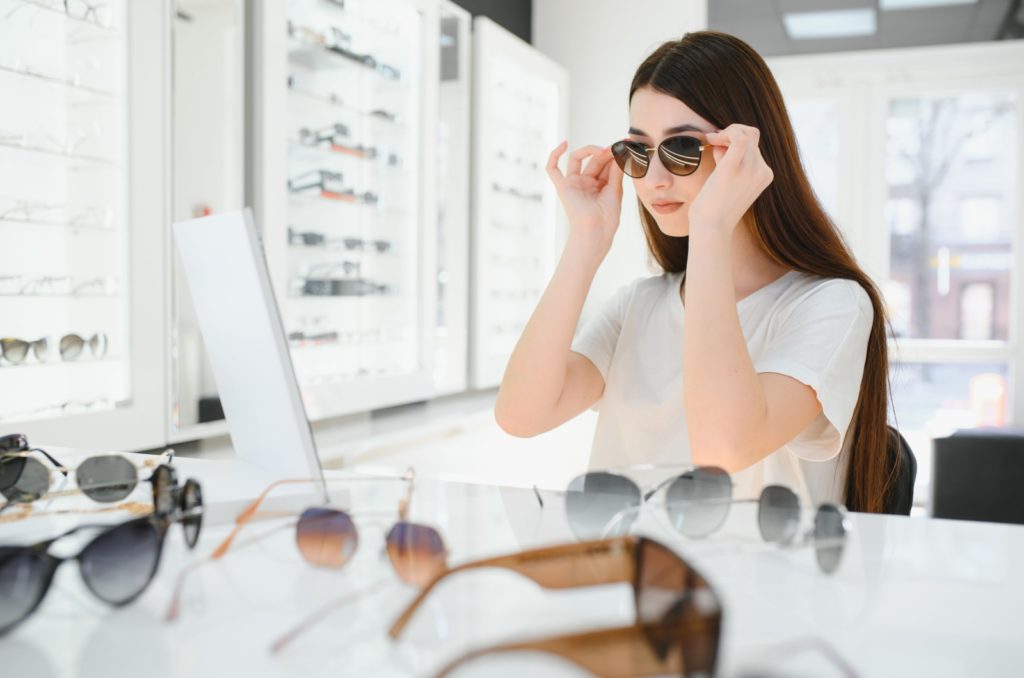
[640, 151, 673, 190]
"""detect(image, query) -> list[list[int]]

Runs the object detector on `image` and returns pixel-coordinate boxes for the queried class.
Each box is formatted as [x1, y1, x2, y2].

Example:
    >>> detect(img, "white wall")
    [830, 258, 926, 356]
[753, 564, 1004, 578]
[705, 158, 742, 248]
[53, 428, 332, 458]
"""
[532, 0, 708, 321]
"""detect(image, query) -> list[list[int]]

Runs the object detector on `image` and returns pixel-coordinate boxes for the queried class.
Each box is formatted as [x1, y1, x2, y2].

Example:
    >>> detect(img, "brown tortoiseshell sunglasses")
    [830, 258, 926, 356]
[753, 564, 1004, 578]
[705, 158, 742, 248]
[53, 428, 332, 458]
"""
[389, 535, 722, 677]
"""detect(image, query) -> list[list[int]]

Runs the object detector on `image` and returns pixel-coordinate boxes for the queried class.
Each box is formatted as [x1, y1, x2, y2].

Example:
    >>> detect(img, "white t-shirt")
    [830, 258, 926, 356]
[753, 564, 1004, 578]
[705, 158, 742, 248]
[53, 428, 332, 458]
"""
[571, 270, 874, 507]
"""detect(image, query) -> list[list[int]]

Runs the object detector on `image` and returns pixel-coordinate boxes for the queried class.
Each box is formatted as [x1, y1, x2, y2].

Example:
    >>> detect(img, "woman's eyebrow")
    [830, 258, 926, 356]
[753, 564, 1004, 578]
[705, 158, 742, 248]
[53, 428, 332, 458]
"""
[628, 123, 709, 137]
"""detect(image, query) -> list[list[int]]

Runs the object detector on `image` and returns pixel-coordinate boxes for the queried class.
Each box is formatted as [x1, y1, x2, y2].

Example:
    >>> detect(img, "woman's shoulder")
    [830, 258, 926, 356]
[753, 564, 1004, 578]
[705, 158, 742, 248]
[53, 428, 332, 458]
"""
[780, 272, 873, 316]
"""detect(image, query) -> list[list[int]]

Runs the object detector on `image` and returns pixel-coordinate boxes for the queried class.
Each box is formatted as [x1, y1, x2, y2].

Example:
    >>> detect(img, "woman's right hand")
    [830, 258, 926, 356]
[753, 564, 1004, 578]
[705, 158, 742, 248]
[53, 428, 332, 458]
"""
[546, 142, 624, 253]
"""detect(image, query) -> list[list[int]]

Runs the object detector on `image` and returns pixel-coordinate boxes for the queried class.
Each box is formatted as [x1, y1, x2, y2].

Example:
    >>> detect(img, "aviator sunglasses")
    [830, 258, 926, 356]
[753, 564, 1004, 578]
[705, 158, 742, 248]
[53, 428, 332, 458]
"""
[556, 466, 848, 575]
[611, 135, 707, 178]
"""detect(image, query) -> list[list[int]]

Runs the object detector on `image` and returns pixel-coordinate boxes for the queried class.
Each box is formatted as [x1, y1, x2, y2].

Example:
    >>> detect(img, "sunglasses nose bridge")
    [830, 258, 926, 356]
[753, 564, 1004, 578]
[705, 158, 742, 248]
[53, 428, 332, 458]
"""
[640, 148, 675, 187]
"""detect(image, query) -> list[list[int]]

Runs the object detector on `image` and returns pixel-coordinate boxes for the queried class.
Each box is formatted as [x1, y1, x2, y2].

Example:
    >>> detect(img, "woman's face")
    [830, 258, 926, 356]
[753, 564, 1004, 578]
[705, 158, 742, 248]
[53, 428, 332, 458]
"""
[627, 86, 717, 237]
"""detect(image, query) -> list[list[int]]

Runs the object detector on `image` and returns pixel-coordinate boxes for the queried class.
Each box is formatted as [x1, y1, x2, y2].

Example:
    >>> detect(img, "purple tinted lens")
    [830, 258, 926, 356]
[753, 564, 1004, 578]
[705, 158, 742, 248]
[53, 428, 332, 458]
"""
[385, 522, 446, 587]
[0, 548, 52, 634]
[79, 518, 161, 606]
[296, 507, 358, 568]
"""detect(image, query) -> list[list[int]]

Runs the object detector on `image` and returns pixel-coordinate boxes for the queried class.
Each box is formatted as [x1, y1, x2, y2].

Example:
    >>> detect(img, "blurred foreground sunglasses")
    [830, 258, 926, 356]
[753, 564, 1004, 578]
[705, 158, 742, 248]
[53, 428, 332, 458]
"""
[611, 136, 706, 178]
[0, 474, 202, 635]
[389, 536, 722, 678]
[0, 435, 174, 509]
[166, 469, 446, 623]
[559, 467, 849, 574]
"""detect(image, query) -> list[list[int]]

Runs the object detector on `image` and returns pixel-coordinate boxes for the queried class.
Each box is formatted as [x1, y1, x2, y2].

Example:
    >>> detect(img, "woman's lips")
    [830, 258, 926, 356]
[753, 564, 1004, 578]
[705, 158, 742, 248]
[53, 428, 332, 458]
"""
[650, 201, 684, 215]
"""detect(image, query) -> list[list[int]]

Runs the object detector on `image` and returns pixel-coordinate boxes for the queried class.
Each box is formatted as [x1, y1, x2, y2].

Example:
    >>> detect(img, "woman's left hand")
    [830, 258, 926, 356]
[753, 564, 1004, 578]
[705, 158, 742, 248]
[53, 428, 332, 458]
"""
[687, 124, 774, 235]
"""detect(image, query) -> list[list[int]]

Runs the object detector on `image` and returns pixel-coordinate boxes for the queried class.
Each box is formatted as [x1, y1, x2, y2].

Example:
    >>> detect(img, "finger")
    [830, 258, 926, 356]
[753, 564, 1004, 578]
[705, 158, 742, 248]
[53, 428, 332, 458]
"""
[602, 155, 624, 198]
[546, 140, 568, 188]
[582, 148, 613, 178]
[567, 145, 604, 175]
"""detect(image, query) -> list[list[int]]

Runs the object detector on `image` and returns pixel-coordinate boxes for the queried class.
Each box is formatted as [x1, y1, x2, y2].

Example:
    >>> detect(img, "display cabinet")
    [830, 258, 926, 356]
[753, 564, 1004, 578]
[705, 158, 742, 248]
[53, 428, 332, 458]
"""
[433, 0, 471, 396]
[0, 0, 169, 450]
[252, 0, 439, 421]
[468, 17, 569, 389]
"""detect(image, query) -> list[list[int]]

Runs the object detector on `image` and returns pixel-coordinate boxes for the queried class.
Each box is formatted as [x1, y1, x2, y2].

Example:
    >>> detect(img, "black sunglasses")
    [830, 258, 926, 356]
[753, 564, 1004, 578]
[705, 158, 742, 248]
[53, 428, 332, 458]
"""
[611, 136, 707, 178]
[0, 480, 202, 636]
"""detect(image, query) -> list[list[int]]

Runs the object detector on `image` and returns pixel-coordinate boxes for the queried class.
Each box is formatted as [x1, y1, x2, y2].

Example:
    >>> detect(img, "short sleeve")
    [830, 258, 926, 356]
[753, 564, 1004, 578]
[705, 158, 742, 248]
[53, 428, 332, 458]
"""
[754, 280, 874, 462]
[571, 280, 638, 381]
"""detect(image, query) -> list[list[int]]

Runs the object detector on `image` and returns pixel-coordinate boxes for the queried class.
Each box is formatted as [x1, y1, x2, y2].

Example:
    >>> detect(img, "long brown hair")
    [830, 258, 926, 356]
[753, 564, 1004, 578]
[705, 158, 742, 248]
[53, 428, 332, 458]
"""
[630, 31, 895, 513]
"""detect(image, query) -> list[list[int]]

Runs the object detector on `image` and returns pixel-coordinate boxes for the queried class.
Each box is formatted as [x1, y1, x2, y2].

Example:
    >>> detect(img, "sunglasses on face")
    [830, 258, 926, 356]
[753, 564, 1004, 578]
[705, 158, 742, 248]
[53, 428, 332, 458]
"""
[560, 467, 848, 574]
[611, 136, 706, 178]
[389, 536, 722, 678]
[0, 488, 203, 636]
[166, 470, 446, 622]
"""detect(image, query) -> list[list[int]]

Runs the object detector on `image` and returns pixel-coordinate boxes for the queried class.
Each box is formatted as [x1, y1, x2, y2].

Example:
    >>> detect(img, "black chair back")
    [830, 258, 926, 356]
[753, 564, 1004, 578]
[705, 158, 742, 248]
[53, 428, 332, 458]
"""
[932, 429, 1024, 524]
[883, 425, 917, 515]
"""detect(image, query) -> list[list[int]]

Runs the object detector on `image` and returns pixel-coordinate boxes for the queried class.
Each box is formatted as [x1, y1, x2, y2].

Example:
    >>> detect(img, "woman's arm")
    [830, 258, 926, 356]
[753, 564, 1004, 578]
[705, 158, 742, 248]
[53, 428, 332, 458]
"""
[495, 236, 606, 437]
[495, 142, 624, 437]
[683, 125, 821, 471]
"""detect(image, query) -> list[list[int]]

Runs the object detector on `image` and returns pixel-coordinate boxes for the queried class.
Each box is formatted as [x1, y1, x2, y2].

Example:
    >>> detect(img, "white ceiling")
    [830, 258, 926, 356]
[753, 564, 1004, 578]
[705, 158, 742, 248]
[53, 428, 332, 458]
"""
[709, 0, 1022, 56]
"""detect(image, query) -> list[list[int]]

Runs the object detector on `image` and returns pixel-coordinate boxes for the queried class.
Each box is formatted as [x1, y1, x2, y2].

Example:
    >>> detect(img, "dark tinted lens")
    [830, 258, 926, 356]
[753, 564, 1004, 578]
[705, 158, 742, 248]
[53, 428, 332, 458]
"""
[611, 140, 650, 178]
[665, 467, 733, 538]
[295, 507, 358, 568]
[1, 339, 30, 364]
[0, 456, 49, 502]
[813, 503, 847, 574]
[635, 538, 687, 625]
[757, 485, 800, 543]
[79, 518, 162, 605]
[635, 539, 722, 678]
[0, 548, 53, 634]
[658, 136, 702, 176]
[59, 334, 84, 361]
[565, 472, 642, 540]
[385, 521, 447, 587]
[181, 479, 203, 549]
[77, 455, 137, 502]
[150, 465, 176, 515]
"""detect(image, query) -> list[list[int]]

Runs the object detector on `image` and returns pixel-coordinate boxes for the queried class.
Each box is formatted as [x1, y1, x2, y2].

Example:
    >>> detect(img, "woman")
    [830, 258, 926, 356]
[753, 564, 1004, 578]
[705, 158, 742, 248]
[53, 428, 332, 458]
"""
[495, 31, 896, 513]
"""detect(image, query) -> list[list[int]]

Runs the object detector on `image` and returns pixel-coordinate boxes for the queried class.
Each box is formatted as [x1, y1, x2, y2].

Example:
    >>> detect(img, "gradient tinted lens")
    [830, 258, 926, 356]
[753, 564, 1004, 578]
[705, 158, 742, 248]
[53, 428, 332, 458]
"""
[31, 338, 48, 361]
[635, 539, 687, 625]
[0, 456, 49, 502]
[0, 548, 53, 634]
[386, 521, 446, 587]
[611, 140, 650, 178]
[813, 503, 847, 574]
[181, 479, 203, 549]
[150, 465, 176, 515]
[658, 136, 702, 176]
[664, 467, 732, 538]
[757, 485, 800, 543]
[295, 507, 358, 568]
[635, 539, 721, 678]
[1, 339, 30, 364]
[565, 472, 642, 540]
[88, 333, 108, 357]
[79, 518, 162, 605]
[77, 455, 137, 502]
[59, 334, 84, 361]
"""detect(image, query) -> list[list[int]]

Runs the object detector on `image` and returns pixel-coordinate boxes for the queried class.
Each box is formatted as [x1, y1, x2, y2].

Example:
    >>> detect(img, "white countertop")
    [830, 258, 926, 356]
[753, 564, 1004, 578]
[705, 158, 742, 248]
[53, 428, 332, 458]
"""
[1, 455, 1022, 678]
